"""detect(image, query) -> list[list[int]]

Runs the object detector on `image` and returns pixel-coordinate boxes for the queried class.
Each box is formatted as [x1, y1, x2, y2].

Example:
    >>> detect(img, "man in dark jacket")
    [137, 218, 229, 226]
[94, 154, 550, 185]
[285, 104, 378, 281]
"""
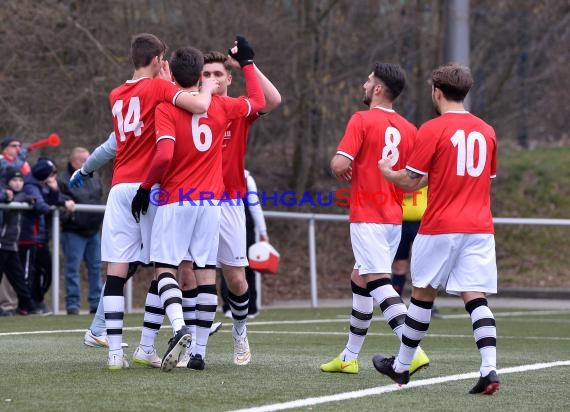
[57, 148, 104, 315]
[20, 157, 74, 314]
[0, 168, 37, 314]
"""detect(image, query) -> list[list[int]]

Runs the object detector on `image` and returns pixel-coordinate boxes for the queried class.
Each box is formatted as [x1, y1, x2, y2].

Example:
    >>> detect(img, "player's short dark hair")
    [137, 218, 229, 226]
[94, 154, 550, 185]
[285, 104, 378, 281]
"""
[203, 51, 233, 72]
[432, 63, 473, 102]
[170, 47, 204, 88]
[373, 63, 406, 101]
[130, 33, 167, 69]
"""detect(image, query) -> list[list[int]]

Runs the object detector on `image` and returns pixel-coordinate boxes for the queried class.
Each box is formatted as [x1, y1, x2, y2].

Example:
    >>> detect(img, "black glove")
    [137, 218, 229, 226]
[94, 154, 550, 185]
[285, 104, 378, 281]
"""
[131, 186, 150, 223]
[228, 35, 255, 67]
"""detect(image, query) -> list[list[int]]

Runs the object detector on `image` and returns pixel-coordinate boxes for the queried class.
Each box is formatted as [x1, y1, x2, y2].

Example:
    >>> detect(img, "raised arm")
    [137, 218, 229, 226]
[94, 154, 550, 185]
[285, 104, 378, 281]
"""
[69, 132, 117, 188]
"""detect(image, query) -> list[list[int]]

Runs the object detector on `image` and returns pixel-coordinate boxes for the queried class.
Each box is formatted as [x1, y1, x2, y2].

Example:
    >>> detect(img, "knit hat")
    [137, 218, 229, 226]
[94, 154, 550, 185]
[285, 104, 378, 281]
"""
[1, 137, 19, 149]
[5, 167, 23, 181]
[31, 158, 56, 181]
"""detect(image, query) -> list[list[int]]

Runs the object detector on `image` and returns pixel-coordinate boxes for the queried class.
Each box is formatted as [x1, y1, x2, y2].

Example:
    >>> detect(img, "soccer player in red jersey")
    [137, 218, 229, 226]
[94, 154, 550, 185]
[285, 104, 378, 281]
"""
[375, 63, 500, 395]
[131, 40, 265, 371]
[176, 45, 281, 367]
[321, 63, 429, 375]
[101, 33, 217, 370]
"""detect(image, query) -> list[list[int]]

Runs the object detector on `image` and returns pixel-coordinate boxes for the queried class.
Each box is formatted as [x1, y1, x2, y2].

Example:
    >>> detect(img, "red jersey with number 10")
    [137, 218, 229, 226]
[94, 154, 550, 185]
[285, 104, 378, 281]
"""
[154, 95, 252, 204]
[337, 107, 417, 223]
[109, 77, 181, 186]
[406, 111, 497, 234]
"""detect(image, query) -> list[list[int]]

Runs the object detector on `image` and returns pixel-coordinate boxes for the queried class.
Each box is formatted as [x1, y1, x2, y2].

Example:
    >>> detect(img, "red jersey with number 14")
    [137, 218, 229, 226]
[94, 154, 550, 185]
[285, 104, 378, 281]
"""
[406, 111, 497, 234]
[154, 95, 253, 204]
[109, 77, 182, 186]
[337, 107, 417, 223]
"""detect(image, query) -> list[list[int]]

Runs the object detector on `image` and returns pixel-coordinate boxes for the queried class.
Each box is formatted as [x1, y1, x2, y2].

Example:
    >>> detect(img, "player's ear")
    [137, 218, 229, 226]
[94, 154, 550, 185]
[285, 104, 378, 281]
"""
[226, 74, 233, 86]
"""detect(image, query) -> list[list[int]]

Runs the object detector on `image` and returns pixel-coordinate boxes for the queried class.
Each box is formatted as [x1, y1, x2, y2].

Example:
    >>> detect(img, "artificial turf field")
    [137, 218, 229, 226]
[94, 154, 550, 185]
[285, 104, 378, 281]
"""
[1, 305, 569, 411]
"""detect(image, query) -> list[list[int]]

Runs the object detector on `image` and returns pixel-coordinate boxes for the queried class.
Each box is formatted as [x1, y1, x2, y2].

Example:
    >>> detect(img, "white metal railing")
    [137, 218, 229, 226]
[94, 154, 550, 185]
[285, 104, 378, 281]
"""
[1, 202, 569, 313]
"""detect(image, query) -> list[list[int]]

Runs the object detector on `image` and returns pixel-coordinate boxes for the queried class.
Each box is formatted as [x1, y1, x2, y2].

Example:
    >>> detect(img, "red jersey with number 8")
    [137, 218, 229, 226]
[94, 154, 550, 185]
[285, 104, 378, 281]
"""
[154, 95, 252, 204]
[109, 77, 182, 186]
[336, 107, 417, 223]
[406, 111, 497, 234]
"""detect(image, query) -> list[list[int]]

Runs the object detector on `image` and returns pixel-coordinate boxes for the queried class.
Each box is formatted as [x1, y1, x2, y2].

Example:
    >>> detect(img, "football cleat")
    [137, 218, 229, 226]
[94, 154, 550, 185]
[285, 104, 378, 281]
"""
[410, 347, 430, 376]
[372, 355, 410, 385]
[176, 351, 191, 368]
[320, 356, 359, 374]
[84, 330, 128, 348]
[132, 346, 162, 368]
[187, 354, 205, 370]
[108, 353, 129, 370]
[233, 329, 251, 365]
[469, 370, 500, 395]
[161, 326, 192, 372]
[210, 321, 222, 336]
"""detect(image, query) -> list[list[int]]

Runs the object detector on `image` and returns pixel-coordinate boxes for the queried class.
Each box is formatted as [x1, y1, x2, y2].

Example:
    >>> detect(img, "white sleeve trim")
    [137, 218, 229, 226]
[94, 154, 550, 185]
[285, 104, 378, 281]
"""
[405, 165, 428, 176]
[156, 135, 175, 143]
[336, 151, 354, 161]
[490, 174, 497, 179]
[172, 90, 184, 106]
[243, 98, 252, 117]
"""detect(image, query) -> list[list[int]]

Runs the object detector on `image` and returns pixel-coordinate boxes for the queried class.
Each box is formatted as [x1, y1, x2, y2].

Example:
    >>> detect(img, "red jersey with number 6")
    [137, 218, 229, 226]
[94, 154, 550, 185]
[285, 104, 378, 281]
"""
[336, 107, 417, 223]
[109, 77, 182, 186]
[154, 95, 252, 204]
[406, 111, 497, 234]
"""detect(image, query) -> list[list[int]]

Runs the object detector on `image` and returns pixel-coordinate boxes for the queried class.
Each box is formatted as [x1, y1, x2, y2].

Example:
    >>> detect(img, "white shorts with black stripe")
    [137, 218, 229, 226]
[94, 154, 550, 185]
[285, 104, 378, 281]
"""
[350, 222, 402, 275]
[411, 233, 498, 295]
[150, 201, 220, 268]
[217, 201, 248, 267]
[101, 183, 157, 264]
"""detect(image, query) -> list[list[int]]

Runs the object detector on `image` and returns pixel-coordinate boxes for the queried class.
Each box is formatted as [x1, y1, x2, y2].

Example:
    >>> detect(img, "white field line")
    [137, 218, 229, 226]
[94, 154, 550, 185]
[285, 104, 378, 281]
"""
[1, 323, 569, 342]
[228, 360, 570, 412]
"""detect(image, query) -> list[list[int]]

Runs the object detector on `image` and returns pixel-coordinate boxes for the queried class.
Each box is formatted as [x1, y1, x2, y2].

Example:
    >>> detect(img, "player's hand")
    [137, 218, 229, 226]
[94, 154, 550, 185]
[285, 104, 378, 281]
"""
[378, 155, 394, 175]
[226, 54, 241, 69]
[69, 168, 92, 188]
[131, 186, 151, 223]
[200, 77, 219, 95]
[158, 60, 172, 82]
[228, 35, 255, 67]
[338, 166, 352, 182]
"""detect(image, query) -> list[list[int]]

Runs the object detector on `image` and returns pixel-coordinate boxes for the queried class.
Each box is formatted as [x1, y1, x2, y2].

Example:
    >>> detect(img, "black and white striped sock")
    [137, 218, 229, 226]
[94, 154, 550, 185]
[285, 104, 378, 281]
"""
[139, 280, 164, 352]
[104, 275, 126, 356]
[228, 290, 249, 336]
[157, 272, 185, 333]
[341, 281, 373, 361]
[367, 278, 407, 339]
[466, 297, 497, 376]
[182, 288, 198, 339]
[194, 284, 217, 359]
[394, 297, 433, 373]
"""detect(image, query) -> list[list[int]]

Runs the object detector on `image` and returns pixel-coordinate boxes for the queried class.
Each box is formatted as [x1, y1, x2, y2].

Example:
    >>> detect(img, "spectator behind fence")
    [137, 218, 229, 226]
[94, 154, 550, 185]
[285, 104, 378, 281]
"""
[0, 168, 39, 315]
[20, 158, 74, 314]
[0, 137, 31, 179]
[57, 147, 104, 315]
[0, 136, 31, 313]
